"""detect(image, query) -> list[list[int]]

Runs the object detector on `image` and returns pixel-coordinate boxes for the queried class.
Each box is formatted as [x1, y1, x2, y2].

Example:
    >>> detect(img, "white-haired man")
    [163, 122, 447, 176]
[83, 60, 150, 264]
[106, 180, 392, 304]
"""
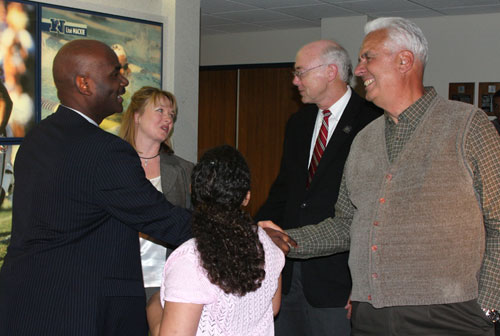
[262, 17, 500, 335]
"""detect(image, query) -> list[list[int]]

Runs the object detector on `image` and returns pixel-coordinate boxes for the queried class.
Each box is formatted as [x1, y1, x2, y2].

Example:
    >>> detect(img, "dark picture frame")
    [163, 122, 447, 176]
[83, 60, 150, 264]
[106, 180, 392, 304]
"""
[0, 0, 37, 140]
[40, 4, 163, 134]
[0, 143, 17, 269]
[0, 1, 163, 268]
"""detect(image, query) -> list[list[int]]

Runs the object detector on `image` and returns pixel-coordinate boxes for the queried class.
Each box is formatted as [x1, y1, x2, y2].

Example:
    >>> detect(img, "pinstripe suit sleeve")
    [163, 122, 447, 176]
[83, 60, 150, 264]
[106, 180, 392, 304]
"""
[94, 136, 191, 246]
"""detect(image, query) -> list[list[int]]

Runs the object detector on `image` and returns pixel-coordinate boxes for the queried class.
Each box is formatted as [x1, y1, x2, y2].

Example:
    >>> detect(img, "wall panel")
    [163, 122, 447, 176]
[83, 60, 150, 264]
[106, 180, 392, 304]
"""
[198, 69, 237, 158]
[238, 67, 301, 216]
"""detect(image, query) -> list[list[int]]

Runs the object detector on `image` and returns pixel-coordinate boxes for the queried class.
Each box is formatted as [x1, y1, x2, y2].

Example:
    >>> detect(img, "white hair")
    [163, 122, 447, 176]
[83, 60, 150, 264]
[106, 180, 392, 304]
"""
[320, 43, 352, 83]
[365, 17, 428, 66]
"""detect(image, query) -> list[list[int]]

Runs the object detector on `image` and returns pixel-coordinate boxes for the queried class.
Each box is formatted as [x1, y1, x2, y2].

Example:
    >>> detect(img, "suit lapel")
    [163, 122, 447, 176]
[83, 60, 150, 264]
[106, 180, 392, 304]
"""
[299, 104, 320, 173]
[308, 91, 362, 190]
[160, 153, 179, 194]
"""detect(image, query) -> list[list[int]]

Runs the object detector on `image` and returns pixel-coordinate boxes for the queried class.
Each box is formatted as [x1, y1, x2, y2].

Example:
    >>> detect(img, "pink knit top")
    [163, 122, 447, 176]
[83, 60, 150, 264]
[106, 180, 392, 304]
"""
[160, 227, 285, 335]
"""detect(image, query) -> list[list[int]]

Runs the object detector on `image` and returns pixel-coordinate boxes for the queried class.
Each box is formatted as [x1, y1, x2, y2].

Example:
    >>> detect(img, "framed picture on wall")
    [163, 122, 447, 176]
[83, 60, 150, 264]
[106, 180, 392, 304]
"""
[0, 0, 37, 140]
[0, 143, 18, 269]
[478, 82, 500, 116]
[448, 82, 474, 105]
[40, 4, 163, 134]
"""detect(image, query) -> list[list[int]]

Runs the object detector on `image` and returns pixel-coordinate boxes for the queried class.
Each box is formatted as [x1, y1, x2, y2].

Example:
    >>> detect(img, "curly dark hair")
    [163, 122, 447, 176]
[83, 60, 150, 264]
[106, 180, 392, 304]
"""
[191, 145, 265, 296]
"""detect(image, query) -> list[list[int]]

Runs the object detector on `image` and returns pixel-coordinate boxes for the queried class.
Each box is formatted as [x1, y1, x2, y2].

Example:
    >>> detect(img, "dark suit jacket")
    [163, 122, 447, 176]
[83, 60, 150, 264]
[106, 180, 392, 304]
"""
[256, 90, 381, 307]
[0, 106, 191, 335]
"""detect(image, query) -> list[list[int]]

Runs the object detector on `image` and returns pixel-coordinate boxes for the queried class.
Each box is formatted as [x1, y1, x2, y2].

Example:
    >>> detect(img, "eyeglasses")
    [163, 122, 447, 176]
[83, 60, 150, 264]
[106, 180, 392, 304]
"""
[292, 64, 327, 79]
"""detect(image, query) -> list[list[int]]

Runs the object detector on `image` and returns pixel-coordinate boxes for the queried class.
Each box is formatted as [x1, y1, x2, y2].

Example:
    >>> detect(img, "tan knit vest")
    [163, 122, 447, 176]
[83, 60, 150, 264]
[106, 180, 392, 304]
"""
[345, 95, 484, 308]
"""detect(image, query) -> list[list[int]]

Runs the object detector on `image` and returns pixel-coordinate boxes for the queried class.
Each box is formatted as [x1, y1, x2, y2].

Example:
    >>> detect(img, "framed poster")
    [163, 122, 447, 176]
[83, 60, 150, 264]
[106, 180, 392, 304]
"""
[40, 5, 163, 134]
[0, 144, 17, 269]
[449, 82, 474, 105]
[0, 2, 163, 269]
[0, 0, 37, 139]
[478, 82, 500, 116]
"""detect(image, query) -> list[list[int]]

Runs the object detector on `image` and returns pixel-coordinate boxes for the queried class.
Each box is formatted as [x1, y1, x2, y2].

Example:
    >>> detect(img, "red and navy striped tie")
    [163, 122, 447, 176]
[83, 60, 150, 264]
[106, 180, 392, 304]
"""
[307, 109, 331, 187]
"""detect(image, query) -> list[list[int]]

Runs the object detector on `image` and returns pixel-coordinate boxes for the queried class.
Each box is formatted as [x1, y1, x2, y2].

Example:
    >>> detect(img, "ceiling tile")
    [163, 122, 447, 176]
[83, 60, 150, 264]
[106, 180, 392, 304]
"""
[201, 14, 237, 26]
[214, 9, 295, 23]
[439, 4, 500, 15]
[201, 27, 229, 35]
[330, 0, 427, 13]
[259, 18, 321, 29]
[205, 22, 271, 33]
[410, 0, 499, 9]
[230, 0, 324, 9]
[274, 4, 359, 20]
[369, 8, 443, 17]
[200, 0, 500, 35]
[318, 0, 371, 2]
[200, 0, 257, 14]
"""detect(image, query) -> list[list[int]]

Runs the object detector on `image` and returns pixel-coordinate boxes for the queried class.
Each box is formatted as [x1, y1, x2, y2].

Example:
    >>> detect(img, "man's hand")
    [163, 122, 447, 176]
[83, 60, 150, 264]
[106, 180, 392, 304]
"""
[258, 221, 297, 255]
[258, 220, 285, 232]
[344, 296, 352, 319]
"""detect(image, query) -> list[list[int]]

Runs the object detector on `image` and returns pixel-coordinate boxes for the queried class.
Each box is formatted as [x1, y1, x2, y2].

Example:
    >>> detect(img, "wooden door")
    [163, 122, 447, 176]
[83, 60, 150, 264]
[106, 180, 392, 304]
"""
[238, 67, 302, 216]
[198, 69, 238, 158]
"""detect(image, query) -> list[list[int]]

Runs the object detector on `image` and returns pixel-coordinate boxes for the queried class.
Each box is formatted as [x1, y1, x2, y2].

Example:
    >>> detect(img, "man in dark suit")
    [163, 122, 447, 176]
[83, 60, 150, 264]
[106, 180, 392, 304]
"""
[0, 40, 191, 336]
[256, 40, 381, 336]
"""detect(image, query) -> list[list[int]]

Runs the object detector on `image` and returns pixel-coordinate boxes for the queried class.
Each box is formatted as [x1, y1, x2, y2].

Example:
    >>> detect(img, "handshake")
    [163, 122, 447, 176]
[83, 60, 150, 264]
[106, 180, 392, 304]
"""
[258, 221, 297, 255]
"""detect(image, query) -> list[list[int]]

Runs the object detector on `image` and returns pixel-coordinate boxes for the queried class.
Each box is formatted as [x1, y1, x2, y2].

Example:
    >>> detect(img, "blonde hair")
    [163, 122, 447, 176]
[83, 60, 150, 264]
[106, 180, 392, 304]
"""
[120, 86, 178, 150]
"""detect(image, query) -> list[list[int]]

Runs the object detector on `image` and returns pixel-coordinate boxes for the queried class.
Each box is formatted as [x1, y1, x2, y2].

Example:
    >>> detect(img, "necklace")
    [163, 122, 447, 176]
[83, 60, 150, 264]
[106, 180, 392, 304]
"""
[139, 152, 160, 167]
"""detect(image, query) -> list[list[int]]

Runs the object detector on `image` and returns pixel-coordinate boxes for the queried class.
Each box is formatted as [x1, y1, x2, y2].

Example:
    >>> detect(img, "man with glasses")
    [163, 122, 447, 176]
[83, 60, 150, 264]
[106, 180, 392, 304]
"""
[263, 17, 500, 335]
[255, 40, 380, 336]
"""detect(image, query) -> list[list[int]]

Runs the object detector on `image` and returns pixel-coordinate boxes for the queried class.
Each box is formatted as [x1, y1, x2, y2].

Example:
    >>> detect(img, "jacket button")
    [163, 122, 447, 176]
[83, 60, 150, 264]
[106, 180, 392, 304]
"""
[300, 202, 307, 208]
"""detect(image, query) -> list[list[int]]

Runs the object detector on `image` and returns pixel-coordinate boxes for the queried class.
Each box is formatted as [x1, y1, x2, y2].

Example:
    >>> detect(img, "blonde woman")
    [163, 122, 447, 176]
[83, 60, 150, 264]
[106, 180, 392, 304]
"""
[120, 86, 193, 300]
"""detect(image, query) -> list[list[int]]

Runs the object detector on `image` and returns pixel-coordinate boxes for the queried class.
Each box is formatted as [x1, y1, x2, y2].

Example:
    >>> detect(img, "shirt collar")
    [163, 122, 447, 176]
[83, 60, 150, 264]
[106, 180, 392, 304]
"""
[385, 87, 437, 127]
[61, 105, 99, 127]
[320, 86, 352, 119]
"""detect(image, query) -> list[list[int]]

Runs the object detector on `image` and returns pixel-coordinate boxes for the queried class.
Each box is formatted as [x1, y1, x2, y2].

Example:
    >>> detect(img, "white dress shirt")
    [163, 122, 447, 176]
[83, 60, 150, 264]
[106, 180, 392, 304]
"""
[308, 86, 352, 166]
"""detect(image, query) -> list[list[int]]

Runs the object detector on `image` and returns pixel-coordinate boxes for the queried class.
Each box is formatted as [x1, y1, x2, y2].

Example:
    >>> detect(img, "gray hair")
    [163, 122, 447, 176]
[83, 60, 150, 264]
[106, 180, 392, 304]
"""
[365, 17, 428, 66]
[320, 43, 353, 83]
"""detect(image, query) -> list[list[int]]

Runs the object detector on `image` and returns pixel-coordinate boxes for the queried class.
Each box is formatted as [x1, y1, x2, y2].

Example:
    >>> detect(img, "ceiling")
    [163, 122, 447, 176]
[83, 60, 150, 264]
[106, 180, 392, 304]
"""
[200, 0, 500, 35]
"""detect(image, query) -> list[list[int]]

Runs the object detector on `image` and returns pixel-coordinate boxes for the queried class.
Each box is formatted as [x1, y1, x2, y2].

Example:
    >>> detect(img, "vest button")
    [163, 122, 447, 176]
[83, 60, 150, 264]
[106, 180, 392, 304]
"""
[372, 273, 378, 279]
[367, 295, 372, 300]
[386, 174, 392, 181]
[300, 202, 307, 208]
[371, 245, 378, 251]
[379, 198, 385, 204]
[373, 221, 380, 226]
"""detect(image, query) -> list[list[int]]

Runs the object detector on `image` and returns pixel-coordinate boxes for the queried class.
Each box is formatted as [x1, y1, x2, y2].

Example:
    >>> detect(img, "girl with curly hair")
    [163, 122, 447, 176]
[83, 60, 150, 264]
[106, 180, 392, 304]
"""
[148, 145, 284, 336]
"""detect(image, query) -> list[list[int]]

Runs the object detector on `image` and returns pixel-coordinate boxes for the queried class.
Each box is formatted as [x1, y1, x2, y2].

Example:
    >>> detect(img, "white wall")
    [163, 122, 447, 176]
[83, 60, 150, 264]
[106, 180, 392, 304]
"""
[321, 16, 366, 75]
[200, 27, 320, 65]
[201, 13, 500, 105]
[413, 14, 500, 103]
[38, 0, 200, 162]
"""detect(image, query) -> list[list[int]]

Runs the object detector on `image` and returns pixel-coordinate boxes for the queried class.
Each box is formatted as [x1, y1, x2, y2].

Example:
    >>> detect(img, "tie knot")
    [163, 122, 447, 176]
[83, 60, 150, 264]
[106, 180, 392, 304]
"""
[322, 109, 331, 119]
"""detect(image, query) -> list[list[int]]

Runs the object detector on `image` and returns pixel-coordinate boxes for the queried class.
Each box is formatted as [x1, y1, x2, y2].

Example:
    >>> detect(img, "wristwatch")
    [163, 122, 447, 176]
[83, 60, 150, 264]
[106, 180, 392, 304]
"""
[483, 308, 500, 323]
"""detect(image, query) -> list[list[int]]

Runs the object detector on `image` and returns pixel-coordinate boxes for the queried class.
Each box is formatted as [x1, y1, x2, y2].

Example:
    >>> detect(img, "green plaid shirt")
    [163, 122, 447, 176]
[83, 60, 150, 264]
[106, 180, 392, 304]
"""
[287, 87, 500, 309]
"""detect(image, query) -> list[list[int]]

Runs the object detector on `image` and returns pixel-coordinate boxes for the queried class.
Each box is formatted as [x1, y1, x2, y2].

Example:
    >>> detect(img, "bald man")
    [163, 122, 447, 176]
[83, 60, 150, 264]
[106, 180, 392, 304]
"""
[255, 40, 381, 336]
[263, 18, 500, 336]
[0, 40, 191, 335]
